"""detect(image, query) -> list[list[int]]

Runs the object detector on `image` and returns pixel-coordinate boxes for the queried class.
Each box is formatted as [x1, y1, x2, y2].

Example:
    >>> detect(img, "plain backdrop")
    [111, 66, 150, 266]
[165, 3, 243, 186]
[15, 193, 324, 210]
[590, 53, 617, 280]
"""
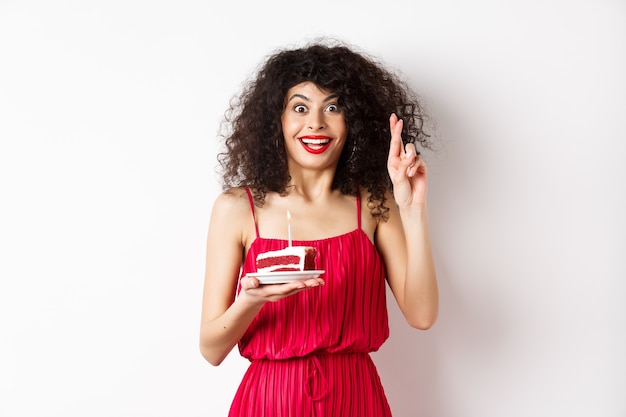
[1, 1, 625, 416]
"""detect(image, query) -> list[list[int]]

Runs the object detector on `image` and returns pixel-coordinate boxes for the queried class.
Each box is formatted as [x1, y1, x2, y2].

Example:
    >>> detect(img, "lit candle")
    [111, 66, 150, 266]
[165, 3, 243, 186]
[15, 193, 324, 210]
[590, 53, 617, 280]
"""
[287, 210, 292, 247]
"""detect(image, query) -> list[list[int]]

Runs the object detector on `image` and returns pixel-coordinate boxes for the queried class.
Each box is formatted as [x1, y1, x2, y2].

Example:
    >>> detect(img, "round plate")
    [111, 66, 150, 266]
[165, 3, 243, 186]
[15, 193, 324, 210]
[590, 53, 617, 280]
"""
[246, 270, 325, 284]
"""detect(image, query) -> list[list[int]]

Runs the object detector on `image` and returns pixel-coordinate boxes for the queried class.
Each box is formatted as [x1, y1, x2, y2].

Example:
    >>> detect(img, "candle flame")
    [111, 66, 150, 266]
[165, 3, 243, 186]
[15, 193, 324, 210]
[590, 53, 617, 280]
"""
[287, 210, 291, 221]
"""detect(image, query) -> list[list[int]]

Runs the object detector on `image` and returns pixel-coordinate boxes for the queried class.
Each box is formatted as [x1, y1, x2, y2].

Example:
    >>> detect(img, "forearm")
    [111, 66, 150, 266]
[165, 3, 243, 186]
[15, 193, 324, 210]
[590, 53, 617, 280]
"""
[399, 206, 439, 329]
[199, 292, 264, 366]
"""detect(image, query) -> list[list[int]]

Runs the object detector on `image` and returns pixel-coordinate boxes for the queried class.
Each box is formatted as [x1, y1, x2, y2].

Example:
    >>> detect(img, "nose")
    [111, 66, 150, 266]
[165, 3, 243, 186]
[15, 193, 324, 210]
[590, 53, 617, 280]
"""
[307, 111, 325, 130]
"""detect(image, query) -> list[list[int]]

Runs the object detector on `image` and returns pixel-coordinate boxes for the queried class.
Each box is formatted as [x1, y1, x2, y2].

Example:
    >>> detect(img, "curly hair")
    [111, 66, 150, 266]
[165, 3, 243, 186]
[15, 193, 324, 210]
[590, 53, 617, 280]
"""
[217, 39, 430, 220]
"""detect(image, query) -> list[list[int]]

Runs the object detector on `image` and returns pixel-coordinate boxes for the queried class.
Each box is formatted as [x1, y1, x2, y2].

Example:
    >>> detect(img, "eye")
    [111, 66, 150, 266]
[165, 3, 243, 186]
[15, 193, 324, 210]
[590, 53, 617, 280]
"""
[326, 104, 340, 112]
[294, 104, 307, 113]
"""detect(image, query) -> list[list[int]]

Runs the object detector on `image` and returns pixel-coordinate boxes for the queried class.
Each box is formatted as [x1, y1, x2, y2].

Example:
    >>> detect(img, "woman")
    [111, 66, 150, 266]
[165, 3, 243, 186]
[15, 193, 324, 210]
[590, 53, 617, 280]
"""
[200, 40, 438, 416]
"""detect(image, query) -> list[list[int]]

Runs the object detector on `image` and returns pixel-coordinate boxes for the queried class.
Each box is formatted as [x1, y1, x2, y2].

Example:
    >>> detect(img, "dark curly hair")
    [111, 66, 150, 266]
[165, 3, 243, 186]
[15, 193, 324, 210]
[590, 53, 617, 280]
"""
[217, 39, 430, 220]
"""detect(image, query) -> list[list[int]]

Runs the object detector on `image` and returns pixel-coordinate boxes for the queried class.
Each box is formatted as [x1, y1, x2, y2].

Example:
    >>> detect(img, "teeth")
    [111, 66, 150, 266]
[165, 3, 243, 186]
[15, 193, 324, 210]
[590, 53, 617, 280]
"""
[301, 138, 329, 145]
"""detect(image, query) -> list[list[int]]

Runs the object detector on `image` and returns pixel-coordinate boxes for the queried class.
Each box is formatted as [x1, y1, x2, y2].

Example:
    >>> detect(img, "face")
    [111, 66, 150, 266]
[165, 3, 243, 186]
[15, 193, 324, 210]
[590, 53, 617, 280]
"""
[281, 82, 348, 170]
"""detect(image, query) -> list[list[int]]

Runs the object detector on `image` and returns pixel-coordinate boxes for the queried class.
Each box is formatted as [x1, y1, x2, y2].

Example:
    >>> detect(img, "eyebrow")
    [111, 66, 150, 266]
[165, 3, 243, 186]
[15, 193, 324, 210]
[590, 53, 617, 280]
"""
[287, 93, 339, 103]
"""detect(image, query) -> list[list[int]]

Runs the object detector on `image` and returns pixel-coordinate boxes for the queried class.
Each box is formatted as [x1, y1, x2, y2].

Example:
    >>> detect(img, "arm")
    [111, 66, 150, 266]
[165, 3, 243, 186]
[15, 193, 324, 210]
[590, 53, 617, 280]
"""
[376, 114, 439, 329]
[199, 190, 323, 366]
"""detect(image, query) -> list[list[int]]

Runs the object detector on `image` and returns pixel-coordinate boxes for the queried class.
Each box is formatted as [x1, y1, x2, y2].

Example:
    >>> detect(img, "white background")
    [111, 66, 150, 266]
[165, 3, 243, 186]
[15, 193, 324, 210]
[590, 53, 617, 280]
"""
[1, 1, 625, 416]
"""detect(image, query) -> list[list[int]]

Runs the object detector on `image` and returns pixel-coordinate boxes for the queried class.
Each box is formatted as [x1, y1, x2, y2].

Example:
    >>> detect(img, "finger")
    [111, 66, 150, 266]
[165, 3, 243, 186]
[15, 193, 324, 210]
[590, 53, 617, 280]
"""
[242, 275, 259, 289]
[404, 143, 418, 159]
[405, 142, 420, 157]
[388, 114, 404, 159]
[284, 278, 324, 290]
[407, 153, 426, 178]
[395, 143, 423, 179]
[278, 279, 325, 296]
[399, 143, 417, 176]
[302, 278, 325, 287]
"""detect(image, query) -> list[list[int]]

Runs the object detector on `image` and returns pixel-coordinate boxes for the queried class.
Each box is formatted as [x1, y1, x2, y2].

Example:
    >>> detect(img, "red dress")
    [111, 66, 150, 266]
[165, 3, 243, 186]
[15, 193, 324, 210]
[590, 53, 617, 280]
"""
[228, 188, 391, 416]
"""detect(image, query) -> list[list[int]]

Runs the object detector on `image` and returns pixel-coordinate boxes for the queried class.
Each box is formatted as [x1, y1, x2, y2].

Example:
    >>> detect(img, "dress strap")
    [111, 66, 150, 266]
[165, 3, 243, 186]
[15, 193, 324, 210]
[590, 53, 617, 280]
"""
[244, 187, 260, 238]
[356, 191, 362, 230]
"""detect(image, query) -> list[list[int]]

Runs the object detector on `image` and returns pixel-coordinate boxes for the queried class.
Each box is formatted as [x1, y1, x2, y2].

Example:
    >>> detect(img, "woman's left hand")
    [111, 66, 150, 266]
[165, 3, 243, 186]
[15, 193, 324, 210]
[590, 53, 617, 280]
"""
[387, 113, 428, 208]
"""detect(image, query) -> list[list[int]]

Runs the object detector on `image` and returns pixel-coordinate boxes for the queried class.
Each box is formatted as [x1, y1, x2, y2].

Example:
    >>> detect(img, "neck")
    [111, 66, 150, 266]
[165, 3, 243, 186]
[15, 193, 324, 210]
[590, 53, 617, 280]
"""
[286, 167, 337, 201]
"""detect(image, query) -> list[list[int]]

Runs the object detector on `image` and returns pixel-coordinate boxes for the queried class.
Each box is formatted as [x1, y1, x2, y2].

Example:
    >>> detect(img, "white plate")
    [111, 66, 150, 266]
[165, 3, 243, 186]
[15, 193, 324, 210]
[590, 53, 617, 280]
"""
[246, 270, 325, 284]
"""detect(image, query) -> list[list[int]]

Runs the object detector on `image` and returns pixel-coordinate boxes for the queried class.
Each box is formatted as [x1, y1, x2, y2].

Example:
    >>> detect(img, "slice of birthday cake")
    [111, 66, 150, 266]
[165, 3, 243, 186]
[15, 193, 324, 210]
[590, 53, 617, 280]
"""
[255, 246, 317, 273]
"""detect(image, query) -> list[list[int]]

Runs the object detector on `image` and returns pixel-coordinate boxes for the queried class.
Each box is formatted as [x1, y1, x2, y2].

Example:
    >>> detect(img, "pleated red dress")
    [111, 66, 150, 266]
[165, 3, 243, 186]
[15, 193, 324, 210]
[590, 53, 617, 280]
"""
[228, 188, 392, 416]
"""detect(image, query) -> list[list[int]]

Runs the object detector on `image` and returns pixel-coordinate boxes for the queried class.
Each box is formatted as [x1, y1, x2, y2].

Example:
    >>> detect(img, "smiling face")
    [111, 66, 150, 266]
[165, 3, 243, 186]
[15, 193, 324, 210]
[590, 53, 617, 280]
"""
[281, 82, 348, 171]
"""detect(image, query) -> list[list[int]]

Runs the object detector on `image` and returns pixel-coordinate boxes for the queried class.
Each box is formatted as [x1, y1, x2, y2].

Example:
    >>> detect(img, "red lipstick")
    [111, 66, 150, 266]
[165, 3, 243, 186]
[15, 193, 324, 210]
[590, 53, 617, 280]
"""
[299, 135, 333, 154]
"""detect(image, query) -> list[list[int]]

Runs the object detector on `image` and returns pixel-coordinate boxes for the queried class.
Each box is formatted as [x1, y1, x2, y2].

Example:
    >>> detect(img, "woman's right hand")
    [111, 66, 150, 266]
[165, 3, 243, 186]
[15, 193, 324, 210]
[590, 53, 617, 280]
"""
[238, 275, 325, 304]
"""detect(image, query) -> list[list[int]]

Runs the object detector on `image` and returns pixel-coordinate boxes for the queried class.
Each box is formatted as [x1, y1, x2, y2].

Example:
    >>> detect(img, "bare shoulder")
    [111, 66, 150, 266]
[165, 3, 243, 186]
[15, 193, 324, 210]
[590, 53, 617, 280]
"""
[212, 187, 250, 213]
[211, 187, 258, 226]
[209, 187, 255, 247]
[210, 188, 252, 229]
